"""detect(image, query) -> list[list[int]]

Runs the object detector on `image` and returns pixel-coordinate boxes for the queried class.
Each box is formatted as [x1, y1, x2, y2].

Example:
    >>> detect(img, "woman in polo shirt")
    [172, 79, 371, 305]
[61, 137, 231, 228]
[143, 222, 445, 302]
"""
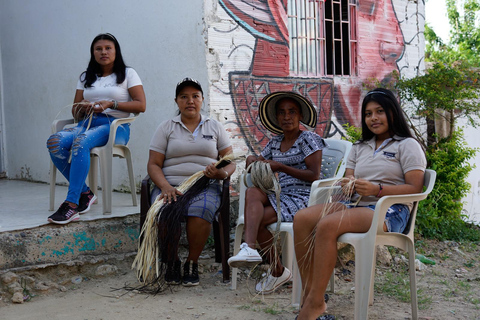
[148, 78, 236, 287]
[293, 88, 427, 320]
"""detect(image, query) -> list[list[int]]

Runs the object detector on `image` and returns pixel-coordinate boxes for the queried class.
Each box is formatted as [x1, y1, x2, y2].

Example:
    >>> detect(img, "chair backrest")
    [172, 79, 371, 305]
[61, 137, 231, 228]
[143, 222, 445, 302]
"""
[402, 169, 437, 235]
[321, 139, 352, 179]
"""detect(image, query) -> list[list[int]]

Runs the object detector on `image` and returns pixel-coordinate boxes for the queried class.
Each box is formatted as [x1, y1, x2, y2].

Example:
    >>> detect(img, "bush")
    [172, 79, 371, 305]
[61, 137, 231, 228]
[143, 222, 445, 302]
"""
[416, 130, 480, 241]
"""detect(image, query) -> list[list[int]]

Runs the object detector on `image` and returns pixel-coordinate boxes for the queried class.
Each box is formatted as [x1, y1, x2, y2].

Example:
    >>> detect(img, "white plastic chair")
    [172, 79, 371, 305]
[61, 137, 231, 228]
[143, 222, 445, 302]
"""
[300, 169, 436, 319]
[231, 139, 352, 307]
[49, 114, 138, 214]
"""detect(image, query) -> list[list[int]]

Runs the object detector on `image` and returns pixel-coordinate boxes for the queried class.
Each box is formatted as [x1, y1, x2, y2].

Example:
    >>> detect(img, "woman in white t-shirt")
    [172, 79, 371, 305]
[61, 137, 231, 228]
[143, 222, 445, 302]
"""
[47, 33, 146, 225]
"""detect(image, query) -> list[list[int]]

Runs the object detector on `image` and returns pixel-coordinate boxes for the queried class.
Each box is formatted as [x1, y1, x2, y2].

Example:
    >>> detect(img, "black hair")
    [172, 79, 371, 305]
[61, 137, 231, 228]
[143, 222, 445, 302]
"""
[81, 33, 127, 88]
[360, 88, 412, 141]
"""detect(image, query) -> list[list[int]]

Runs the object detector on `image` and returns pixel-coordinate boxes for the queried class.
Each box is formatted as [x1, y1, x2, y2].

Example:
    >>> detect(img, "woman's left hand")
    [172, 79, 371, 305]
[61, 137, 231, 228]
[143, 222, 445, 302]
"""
[262, 160, 283, 172]
[204, 163, 225, 180]
[92, 100, 112, 113]
[353, 178, 377, 196]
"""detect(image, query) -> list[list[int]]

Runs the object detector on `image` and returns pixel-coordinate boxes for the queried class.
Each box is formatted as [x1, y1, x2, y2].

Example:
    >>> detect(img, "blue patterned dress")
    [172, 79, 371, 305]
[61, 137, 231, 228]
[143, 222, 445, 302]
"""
[260, 131, 328, 222]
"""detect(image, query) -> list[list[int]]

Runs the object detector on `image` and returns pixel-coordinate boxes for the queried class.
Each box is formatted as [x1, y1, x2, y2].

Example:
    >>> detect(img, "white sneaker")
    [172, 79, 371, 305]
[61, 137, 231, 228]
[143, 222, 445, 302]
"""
[255, 267, 292, 294]
[228, 242, 262, 268]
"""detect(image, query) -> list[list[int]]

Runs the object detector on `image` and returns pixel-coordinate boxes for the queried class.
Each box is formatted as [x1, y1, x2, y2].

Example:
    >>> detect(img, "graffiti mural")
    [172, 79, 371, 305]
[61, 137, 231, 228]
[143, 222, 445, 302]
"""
[209, 0, 424, 154]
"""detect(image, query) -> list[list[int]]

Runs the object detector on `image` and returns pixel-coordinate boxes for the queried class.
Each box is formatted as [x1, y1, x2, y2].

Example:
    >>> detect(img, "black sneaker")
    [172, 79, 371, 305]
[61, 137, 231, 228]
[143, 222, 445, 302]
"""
[78, 190, 97, 214]
[165, 260, 181, 285]
[48, 202, 80, 225]
[182, 260, 199, 287]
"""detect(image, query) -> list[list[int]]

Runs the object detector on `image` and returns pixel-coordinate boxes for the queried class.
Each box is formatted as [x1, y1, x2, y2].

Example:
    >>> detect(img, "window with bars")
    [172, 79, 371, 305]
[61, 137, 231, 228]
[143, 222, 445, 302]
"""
[288, 0, 357, 77]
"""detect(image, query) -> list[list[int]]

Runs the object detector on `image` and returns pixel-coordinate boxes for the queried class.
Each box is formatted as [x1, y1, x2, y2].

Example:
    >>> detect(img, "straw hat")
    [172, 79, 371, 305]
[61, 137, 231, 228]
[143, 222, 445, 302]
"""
[258, 91, 317, 135]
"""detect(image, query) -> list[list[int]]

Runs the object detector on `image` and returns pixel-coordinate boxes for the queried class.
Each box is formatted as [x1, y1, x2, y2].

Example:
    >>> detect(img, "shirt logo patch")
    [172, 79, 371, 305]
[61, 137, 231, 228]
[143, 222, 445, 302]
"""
[383, 151, 396, 159]
[203, 135, 214, 140]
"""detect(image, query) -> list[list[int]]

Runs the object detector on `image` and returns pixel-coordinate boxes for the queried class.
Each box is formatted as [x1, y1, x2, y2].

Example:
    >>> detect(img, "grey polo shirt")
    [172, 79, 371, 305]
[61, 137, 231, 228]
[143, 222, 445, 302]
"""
[149, 114, 231, 186]
[346, 136, 427, 207]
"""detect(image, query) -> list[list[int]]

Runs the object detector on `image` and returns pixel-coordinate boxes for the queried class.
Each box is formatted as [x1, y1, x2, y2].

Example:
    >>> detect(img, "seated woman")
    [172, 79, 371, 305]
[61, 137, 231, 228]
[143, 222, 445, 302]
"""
[228, 91, 328, 294]
[293, 88, 427, 320]
[148, 78, 236, 287]
[47, 33, 146, 224]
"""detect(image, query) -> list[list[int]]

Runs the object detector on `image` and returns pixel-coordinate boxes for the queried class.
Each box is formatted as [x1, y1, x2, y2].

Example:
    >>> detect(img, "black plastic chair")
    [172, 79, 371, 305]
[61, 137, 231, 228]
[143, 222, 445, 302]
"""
[139, 175, 231, 282]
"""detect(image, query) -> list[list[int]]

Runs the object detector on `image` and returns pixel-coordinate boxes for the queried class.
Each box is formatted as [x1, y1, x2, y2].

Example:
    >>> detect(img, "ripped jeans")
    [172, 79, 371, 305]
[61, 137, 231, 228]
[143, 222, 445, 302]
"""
[47, 113, 130, 205]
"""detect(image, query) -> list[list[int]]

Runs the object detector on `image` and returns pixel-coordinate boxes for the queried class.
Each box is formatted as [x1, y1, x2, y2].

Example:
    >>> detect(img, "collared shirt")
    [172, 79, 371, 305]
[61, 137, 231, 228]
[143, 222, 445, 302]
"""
[346, 135, 427, 208]
[149, 114, 231, 186]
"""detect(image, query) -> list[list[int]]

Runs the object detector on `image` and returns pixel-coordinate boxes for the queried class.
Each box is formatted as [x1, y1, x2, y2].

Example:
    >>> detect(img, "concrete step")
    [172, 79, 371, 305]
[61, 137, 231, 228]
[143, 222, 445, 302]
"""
[1, 215, 140, 271]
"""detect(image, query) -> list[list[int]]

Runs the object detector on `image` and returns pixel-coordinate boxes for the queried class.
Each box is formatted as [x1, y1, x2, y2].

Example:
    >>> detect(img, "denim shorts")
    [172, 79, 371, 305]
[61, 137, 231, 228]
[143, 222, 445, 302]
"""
[340, 201, 411, 233]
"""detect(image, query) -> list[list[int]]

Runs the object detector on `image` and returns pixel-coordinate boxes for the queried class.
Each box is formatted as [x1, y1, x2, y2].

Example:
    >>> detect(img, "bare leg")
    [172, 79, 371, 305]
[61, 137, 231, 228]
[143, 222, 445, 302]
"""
[244, 187, 285, 276]
[185, 216, 211, 263]
[297, 207, 374, 320]
[293, 203, 345, 302]
[243, 187, 270, 246]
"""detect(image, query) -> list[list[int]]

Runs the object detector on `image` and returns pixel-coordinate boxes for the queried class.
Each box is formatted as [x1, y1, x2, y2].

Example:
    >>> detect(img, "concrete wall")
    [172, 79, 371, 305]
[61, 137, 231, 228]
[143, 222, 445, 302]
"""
[0, 0, 209, 189]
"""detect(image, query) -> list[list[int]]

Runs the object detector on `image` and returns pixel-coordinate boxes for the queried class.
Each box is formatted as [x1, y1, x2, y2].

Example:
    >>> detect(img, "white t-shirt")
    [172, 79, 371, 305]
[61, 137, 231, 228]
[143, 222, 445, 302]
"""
[76, 67, 142, 118]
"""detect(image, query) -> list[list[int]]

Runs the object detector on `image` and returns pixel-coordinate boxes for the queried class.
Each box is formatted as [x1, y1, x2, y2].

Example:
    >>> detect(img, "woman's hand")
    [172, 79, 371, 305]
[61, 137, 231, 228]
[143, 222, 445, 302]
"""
[245, 155, 258, 168]
[204, 163, 226, 180]
[92, 100, 112, 113]
[73, 100, 93, 119]
[160, 185, 183, 204]
[353, 178, 378, 196]
[262, 159, 284, 172]
[340, 175, 356, 196]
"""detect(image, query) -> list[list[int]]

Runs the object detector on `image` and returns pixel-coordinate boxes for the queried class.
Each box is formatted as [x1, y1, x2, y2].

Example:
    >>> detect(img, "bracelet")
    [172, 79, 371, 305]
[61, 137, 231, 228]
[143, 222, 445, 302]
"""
[111, 100, 118, 110]
[222, 169, 229, 180]
[376, 183, 383, 197]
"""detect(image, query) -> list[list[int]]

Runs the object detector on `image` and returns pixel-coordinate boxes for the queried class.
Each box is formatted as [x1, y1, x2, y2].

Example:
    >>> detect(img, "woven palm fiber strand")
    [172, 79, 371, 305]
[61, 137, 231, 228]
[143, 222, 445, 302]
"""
[132, 154, 235, 289]
[297, 178, 359, 298]
[54, 102, 111, 163]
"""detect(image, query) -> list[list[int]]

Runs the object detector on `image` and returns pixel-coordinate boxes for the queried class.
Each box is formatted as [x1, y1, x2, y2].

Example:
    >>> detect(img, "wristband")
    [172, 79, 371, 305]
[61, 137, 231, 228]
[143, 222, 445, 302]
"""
[376, 183, 383, 197]
[111, 100, 118, 110]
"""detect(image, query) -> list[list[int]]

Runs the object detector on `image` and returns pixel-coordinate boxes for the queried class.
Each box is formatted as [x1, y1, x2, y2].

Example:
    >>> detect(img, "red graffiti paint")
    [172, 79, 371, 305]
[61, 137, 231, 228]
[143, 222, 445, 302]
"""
[219, 0, 404, 150]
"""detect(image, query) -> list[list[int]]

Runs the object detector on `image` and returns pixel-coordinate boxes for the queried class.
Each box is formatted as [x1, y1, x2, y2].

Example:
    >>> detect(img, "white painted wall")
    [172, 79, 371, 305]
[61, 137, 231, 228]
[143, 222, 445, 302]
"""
[459, 120, 480, 225]
[0, 0, 209, 190]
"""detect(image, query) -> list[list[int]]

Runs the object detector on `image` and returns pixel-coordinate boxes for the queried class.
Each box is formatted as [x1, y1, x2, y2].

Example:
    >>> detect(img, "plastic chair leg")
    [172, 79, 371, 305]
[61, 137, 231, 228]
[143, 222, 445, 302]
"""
[89, 155, 99, 202]
[352, 243, 376, 320]
[98, 149, 113, 214]
[231, 223, 244, 290]
[124, 148, 137, 206]
[49, 161, 57, 211]
[291, 252, 301, 308]
[407, 243, 419, 320]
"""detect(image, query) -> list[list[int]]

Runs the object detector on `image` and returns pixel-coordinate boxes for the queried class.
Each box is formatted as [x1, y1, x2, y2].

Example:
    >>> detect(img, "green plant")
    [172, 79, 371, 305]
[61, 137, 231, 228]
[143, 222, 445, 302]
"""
[415, 130, 480, 241]
[263, 303, 283, 315]
[342, 123, 362, 143]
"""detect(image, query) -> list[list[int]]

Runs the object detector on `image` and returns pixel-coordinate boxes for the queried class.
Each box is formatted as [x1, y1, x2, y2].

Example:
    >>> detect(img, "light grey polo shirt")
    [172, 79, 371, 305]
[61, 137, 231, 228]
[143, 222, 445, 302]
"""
[346, 136, 427, 207]
[149, 114, 231, 186]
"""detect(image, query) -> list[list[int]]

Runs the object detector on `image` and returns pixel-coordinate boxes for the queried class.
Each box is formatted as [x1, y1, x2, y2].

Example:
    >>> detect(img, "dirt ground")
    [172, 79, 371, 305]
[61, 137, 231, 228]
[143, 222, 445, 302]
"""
[0, 239, 479, 320]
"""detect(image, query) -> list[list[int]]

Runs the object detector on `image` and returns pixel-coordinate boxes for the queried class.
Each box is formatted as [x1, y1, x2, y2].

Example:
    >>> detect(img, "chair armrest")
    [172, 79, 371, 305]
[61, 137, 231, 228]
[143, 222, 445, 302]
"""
[107, 113, 139, 148]
[52, 118, 75, 133]
[311, 177, 340, 190]
[370, 192, 430, 235]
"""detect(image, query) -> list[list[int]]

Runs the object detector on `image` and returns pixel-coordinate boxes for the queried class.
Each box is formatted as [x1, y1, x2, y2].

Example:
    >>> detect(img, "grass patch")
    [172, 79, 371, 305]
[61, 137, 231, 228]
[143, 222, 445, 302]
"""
[375, 269, 432, 308]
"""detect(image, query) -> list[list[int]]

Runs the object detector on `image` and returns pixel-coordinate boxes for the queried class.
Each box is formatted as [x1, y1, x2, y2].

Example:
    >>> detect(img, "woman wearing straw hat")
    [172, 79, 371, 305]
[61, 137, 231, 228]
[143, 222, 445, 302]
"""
[228, 91, 328, 294]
